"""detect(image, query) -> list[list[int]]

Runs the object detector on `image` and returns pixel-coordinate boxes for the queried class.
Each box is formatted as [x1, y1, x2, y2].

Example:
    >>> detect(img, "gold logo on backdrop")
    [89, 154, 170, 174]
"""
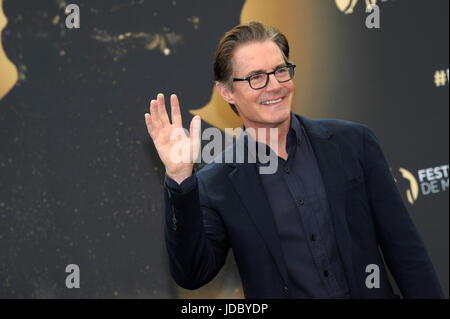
[398, 167, 419, 204]
[335, 0, 377, 14]
[0, 0, 18, 100]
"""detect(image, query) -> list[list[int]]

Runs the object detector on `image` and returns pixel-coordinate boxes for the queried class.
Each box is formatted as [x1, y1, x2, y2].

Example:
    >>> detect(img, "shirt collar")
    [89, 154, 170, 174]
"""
[240, 112, 303, 164]
[241, 112, 303, 143]
[289, 112, 303, 145]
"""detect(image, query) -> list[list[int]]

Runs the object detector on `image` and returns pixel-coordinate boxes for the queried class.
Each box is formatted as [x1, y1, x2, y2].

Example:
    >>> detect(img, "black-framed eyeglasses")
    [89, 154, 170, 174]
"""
[232, 64, 296, 90]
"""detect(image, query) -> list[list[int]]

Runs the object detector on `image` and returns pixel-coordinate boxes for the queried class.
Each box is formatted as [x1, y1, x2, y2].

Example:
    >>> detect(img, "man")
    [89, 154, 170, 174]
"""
[144, 22, 444, 298]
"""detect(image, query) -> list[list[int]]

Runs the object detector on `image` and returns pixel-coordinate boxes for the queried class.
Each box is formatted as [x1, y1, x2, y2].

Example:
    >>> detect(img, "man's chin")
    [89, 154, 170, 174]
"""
[259, 109, 291, 127]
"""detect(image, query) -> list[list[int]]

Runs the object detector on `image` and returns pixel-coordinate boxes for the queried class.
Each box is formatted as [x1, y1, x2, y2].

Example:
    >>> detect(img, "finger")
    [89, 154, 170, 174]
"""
[144, 113, 154, 137]
[157, 93, 171, 127]
[190, 116, 201, 162]
[170, 94, 183, 128]
[190, 115, 201, 142]
[150, 99, 162, 130]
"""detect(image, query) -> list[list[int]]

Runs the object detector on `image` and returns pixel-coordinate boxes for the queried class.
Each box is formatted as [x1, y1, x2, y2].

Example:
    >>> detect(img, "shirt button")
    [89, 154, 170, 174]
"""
[284, 166, 290, 174]
[298, 199, 304, 205]
[311, 234, 316, 241]
[323, 270, 329, 277]
[283, 286, 289, 293]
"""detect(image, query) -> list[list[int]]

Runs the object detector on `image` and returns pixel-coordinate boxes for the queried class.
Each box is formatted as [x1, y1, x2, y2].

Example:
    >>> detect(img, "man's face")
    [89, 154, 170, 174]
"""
[219, 40, 295, 129]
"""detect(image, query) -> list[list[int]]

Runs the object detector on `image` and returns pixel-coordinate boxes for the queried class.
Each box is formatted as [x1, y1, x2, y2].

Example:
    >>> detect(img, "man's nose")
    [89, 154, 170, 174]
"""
[265, 73, 282, 91]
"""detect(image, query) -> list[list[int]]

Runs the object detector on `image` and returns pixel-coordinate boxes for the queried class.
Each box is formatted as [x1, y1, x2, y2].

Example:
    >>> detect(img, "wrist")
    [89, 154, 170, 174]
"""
[166, 167, 193, 185]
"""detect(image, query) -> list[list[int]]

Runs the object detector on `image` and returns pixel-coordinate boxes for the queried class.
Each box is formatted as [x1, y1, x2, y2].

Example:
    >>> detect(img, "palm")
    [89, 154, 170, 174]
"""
[145, 94, 201, 180]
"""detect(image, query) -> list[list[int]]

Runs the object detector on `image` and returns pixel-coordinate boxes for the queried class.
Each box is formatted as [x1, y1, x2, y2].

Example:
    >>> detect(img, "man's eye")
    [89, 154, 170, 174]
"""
[276, 68, 288, 75]
[250, 74, 265, 83]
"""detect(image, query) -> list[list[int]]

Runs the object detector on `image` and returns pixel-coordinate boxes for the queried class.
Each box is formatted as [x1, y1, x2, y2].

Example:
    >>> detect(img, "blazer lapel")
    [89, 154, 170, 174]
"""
[299, 115, 358, 294]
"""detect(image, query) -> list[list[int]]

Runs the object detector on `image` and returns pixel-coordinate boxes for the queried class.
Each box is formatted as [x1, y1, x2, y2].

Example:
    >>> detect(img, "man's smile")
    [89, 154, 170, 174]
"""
[261, 96, 284, 106]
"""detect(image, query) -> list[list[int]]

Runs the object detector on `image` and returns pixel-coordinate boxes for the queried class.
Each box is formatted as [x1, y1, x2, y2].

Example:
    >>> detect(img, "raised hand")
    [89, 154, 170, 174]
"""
[145, 93, 201, 184]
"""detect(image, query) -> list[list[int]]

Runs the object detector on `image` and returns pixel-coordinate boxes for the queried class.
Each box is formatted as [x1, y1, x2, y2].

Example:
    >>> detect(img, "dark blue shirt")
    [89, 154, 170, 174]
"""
[244, 113, 350, 298]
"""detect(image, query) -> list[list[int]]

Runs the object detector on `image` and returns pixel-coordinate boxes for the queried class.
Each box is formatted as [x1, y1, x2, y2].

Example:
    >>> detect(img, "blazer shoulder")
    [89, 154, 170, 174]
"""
[306, 116, 368, 135]
[297, 114, 375, 157]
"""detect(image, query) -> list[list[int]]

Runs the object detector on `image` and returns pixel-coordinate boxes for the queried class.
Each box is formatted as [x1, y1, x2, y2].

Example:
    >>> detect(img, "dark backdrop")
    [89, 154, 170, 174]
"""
[0, 0, 447, 298]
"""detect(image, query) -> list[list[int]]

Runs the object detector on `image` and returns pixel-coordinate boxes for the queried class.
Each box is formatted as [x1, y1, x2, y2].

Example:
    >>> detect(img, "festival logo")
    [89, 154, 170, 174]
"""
[396, 165, 449, 205]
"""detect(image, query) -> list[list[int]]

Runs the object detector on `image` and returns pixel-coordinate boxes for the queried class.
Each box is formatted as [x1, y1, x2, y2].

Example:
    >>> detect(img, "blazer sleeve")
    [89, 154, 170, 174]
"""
[163, 173, 230, 290]
[362, 125, 444, 298]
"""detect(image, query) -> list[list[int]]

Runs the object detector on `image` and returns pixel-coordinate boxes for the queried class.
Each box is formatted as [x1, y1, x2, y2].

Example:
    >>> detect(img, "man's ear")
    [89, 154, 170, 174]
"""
[216, 82, 235, 105]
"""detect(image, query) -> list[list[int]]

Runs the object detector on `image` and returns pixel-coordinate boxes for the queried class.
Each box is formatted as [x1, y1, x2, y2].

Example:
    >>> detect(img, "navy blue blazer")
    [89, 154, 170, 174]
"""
[164, 113, 444, 298]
